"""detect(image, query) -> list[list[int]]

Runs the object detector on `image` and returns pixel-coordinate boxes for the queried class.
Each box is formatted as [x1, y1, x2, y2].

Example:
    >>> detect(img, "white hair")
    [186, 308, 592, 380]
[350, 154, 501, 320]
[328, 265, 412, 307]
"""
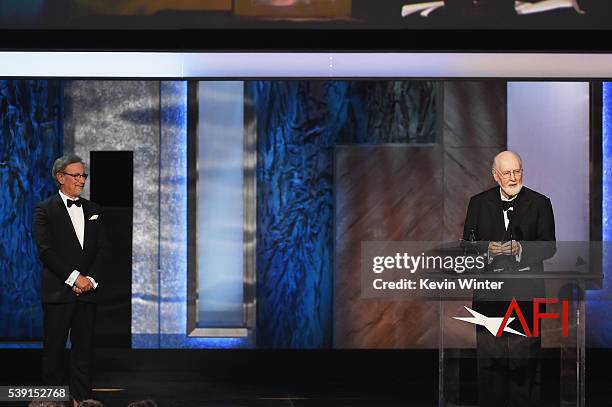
[492, 150, 522, 170]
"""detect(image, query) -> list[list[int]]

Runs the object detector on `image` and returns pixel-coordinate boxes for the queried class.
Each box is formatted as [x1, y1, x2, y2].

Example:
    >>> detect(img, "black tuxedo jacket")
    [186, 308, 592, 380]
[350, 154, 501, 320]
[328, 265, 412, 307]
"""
[34, 194, 108, 303]
[463, 186, 556, 272]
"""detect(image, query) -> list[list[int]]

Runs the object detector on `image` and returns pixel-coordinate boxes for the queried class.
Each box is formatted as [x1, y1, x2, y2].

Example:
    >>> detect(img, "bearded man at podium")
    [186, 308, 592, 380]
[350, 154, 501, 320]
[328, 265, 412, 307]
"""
[462, 150, 556, 407]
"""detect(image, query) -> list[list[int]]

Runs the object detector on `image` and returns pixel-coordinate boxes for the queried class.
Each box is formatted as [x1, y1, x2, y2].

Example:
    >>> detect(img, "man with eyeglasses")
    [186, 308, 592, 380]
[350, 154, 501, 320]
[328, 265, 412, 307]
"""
[33, 154, 108, 407]
[462, 150, 556, 407]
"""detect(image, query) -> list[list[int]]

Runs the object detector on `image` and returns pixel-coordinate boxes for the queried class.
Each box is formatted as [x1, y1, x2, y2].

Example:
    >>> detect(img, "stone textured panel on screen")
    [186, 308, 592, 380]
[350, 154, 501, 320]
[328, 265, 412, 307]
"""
[159, 81, 188, 339]
[64, 80, 161, 343]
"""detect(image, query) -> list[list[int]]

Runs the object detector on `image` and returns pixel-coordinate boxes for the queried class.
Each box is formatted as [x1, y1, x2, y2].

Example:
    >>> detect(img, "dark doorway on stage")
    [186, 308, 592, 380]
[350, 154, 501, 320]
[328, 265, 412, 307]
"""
[90, 150, 133, 348]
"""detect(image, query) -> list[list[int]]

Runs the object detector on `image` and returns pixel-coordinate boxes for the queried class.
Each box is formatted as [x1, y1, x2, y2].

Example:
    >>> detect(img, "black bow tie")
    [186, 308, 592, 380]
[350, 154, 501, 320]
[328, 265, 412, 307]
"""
[501, 200, 514, 211]
[67, 199, 82, 208]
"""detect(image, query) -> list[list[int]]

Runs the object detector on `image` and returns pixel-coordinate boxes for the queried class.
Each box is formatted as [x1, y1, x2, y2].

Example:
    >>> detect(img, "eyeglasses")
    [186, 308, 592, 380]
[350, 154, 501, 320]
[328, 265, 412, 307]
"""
[495, 168, 523, 180]
[61, 172, 88, 180]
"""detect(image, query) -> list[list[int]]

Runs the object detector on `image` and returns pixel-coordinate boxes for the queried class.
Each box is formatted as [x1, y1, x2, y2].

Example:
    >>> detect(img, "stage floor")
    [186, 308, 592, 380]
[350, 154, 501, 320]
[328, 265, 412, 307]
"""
[0, 348, 610, 406]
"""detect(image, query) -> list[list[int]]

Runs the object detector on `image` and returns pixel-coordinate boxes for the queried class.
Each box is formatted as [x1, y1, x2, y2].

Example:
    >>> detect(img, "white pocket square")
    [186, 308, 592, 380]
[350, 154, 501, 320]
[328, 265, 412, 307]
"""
[89, 214, 99, 220]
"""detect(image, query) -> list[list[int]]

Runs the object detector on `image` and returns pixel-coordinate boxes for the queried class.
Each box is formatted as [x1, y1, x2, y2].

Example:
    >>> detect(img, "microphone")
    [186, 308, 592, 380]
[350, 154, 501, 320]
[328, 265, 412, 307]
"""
[462, 226, 479, 255]
[469, 227, 477, 242]
[508, 223, 523, 272]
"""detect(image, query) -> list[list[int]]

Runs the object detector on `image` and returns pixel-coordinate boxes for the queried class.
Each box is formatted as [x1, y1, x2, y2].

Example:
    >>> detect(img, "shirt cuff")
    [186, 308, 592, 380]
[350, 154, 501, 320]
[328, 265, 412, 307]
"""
[86, 276, 99, 290]
[65, 270, 80, 287]
[515, 241, 523, 263]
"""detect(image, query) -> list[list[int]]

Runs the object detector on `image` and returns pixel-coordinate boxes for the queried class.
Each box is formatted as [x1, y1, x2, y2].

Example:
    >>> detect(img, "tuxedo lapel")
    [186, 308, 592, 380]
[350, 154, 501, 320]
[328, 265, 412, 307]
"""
[484, 190, 506, 240]
[508, 189, 532, 241]
[54, 194, 83, 253]
[82, 199, 96, 253]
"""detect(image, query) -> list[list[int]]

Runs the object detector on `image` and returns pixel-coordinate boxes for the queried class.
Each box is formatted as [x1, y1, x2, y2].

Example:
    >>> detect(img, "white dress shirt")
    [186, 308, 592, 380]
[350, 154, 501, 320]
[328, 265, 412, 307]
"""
[487, 187, 529, 271]
[58, 190, 98, 290]
[500, 188, 517, 230]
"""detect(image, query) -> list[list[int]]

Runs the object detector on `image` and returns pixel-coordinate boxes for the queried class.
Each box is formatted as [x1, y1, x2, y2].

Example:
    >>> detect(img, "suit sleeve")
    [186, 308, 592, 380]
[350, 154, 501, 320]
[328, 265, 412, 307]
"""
[33, 202, 75, 282]
[85, 207, 109, 284]
[462, 197, 488, 254]
[462, 197, 476, 241]
[538, 197, 556, 241]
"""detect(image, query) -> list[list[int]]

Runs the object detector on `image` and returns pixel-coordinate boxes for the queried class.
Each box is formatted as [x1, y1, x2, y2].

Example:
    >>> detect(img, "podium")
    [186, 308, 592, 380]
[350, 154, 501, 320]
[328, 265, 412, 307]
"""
[357, 239, 604, 406]
[437, 272, 600, 407]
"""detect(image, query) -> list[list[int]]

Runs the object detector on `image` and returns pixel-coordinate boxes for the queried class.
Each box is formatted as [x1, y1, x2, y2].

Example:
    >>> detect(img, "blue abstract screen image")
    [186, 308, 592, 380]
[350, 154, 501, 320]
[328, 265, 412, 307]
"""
[0, 80, 63, 339]
[251, 81, 436, 348]
[587, 81, 612, 347]
[1, 78, 609, 350]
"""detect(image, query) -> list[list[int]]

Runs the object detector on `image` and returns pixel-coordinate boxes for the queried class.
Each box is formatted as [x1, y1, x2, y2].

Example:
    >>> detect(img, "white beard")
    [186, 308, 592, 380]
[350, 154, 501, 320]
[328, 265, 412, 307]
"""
[502, 184, 523, 198]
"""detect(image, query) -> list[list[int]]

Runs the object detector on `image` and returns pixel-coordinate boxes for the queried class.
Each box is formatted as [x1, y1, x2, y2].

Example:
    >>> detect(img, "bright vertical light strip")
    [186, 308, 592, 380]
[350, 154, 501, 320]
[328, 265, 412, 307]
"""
[604, 82, 612, 242]
[197, 82, 245, 328]
[586, 82, 612, 348]
[156, 81, 248, 348]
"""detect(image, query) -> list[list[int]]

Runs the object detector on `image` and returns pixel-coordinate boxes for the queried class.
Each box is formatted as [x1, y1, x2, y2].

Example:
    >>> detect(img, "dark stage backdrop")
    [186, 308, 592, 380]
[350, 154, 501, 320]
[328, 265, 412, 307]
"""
[1, 0, 612, 30]
[0, 80, 63, 340]
[251, 81, 437, 348]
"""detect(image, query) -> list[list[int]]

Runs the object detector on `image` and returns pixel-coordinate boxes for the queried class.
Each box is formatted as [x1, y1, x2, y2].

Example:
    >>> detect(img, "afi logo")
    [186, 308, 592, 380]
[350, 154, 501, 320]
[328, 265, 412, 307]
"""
[454, 298, 569, 337]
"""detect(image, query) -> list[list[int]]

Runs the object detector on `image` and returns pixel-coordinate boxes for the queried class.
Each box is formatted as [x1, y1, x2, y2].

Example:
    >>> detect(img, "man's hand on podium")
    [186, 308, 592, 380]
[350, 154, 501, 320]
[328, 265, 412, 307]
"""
[508, 240, 521, 256]
[488, 240, 522, 257]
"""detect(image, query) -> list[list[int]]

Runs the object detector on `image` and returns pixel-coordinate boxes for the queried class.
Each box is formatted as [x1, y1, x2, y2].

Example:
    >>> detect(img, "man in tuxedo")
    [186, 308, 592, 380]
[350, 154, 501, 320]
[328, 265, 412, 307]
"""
[462, 150, 555, 407]
[33, 154, 108, 406]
